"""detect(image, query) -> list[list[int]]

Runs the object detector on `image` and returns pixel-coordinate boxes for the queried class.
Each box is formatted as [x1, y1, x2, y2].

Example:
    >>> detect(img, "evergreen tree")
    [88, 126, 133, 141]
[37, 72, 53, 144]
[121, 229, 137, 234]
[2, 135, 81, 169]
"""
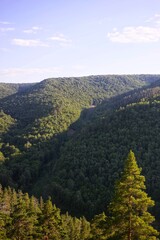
[90, 212, 108, 240]
[79, 216, 90, 239]
[9, 198, 26, 239]
[108, 150, 159, 240]
[70, 217, 81, 240]
[9, 196, 35, 240]
[0, 213, 7, 240]
[41, 197, 63, 240]
[26, 196, 40, 239]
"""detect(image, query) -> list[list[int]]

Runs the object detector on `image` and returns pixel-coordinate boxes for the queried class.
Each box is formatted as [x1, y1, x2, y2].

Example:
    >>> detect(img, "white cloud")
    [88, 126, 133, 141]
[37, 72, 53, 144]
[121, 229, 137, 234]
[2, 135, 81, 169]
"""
[12, 38, 48, 47]
[0, 67, 60, 77]
[32, 26, 41, 30]
[108, 26, 160, 43]
[146, 13, 160, 25]
[23, 29, 34, 34]
[23, 26, 42, 34]
[0, 21, 12, 25]
[50, 35, 68, 42]
[49, 34, 72, 46]
[0, 27, 15, 32]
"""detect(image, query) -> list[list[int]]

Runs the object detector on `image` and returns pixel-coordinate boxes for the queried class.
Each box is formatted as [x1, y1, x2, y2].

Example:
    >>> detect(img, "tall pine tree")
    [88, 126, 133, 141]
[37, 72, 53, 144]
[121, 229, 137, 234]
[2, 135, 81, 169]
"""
[40, 197, 64, 240]
[90, 212, 108, 240]
[108, 150, 158, 240]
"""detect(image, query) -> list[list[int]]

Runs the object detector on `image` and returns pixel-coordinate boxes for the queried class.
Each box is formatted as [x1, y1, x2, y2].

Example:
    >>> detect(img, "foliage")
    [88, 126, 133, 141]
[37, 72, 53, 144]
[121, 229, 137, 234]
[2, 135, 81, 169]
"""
[0, 74, 160, 220]
[44, 81, 160, 218]
[0, 185, 90, 239]
[108, 150, 158, 240]
[0, 83, 34, 100]
[0, 152, 159, 239]
[0, 110, 15, 135]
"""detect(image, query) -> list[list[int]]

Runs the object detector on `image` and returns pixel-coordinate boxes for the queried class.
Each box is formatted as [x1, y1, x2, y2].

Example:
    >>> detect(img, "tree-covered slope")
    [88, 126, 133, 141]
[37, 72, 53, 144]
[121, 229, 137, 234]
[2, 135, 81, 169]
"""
[0, 185, 90, 240]
[33, 79, 160, 219]
[0, 152, 158, 239]
[0, 110, 16, 135]
[1, 74, 157, 118]
[0, 74, 160, 218]
[0, 83, 34, 99]
[0, 75, 159, 143]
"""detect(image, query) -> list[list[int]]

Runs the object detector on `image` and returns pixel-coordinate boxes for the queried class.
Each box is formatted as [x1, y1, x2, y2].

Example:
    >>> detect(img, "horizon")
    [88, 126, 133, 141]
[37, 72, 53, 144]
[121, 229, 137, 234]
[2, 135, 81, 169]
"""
[1, 0, 160, 83]
[1, 73, 160, 84]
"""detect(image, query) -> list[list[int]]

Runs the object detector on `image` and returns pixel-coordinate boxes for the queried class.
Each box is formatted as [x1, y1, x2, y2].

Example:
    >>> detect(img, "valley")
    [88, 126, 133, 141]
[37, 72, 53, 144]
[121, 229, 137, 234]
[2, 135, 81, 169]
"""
[1, 74, 160, 239]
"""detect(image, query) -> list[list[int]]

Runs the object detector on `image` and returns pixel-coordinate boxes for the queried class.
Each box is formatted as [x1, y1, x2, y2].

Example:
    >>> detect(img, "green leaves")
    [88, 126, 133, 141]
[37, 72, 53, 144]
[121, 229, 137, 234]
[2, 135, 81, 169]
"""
[1, 75, 160, 223]
[0, 150, 160, 240]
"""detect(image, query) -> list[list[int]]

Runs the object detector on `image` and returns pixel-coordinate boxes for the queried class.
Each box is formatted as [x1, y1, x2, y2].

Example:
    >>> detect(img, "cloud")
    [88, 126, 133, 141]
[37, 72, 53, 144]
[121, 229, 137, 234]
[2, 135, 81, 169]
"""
[12, 38, 49, 47]
[50, 35, 68, 42]
[0, 21, 15, 32]
[0, 27, 15, 32]
[23, 26, 42, 34]
[49, 34, 72, 46]
[0, 21, 12, 25]
[146, 14, 160, 25]
[0, 67, 60, 77]
[108, 26, 160, 43]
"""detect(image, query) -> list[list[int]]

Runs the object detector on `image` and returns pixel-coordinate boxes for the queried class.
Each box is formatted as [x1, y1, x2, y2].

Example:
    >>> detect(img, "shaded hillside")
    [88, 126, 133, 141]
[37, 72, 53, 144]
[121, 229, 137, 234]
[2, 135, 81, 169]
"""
[0, 83, 34, 99]
[1, 75, 159, 138]
[0, 74, 160, 218]
[1, 74, 154, 146]
[32, 79, 160, 219]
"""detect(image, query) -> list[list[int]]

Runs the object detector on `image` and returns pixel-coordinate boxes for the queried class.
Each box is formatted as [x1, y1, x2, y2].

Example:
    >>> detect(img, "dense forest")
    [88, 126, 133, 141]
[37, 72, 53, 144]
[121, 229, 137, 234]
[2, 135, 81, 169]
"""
[0, 151, 159, 239]
[0, 75, 155, 194]
[1, 74, 160, 238]
[49, 80, 160, 218]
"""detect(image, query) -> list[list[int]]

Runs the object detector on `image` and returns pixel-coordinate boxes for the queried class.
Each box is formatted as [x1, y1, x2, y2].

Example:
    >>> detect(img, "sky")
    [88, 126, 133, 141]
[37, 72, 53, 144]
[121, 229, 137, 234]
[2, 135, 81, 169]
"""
[1, 0, 160, 83]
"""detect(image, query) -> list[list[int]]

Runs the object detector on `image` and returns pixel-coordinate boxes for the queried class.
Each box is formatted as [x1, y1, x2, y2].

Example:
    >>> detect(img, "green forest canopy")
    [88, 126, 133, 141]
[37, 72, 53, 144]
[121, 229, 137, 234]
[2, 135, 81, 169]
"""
[0, 74, 160, 221]
[0, 151, 158, 239]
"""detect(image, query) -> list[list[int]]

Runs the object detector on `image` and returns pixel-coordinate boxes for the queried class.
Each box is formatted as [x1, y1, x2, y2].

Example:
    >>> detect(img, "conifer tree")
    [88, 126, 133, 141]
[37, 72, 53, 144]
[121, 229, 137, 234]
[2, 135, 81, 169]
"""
[90, 212, 107, 240]
[70, 217, 82, 240]
[9, 197, 27, 239]
[0, 213, 7, 240]
[41, 197, 63, 240]
[109, 150, 159, 240]
[10, 196, 36, 240]
[26, 196, 40, 239]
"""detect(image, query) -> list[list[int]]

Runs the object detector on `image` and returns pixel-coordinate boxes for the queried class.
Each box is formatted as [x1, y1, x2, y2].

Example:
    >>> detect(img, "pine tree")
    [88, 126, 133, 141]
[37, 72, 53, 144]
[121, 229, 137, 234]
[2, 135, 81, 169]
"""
[90, 212, 107, 240]
[0, 213, 7, 240]
[70, 217, 81, 240]
[108, 150, 159, 240]
[9, 197, 27, 239]
[26, 196, 40, 239]
[41, 197, 63, 240]
[79, 216, 90, 240]
[10, 195, 36, 240]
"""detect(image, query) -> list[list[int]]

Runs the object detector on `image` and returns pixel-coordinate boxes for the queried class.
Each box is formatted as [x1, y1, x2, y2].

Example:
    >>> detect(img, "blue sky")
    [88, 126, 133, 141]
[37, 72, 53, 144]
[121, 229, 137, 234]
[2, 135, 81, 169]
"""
[1, 0, 160, 83]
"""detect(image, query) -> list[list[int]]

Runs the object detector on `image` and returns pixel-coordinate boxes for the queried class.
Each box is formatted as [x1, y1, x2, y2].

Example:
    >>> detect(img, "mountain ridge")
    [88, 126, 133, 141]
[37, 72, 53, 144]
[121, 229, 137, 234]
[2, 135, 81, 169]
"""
[1, 74, 160, 219]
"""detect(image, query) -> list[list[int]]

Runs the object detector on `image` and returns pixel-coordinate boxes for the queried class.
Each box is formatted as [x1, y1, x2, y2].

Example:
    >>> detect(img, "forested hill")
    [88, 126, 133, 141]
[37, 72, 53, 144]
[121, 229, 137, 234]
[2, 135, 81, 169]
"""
[0, 74, 160, 219]
[32, 78, 160, 219]
[0, 83, 34, 99]
[0, 74, 157, 115]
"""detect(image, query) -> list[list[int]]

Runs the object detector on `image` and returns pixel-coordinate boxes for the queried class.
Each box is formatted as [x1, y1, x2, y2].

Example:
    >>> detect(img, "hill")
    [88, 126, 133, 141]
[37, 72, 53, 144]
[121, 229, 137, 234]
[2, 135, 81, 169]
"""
[0, 82, 34, 99]
[31, 78, 160, 219]
[0, 74, 160, 219]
